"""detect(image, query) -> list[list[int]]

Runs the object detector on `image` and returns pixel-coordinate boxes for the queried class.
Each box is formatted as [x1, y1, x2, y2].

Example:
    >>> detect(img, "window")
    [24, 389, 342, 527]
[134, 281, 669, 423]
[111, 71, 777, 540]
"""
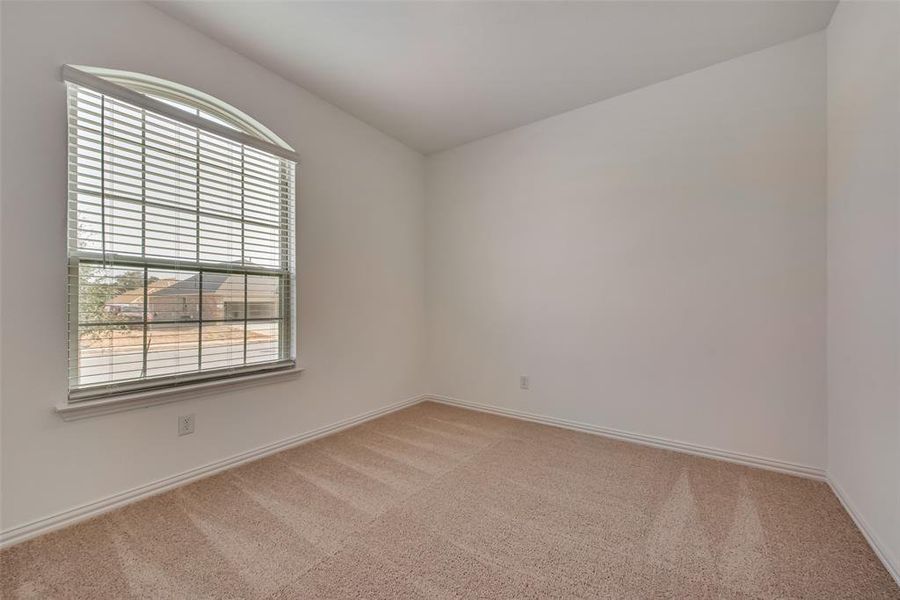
[64, 66, 297, 402]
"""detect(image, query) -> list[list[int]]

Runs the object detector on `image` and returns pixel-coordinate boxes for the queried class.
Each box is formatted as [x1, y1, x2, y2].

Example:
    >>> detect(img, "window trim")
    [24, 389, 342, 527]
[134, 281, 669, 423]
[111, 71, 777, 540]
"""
[56, 365, 305, 421]
[62, 66, 299, 411]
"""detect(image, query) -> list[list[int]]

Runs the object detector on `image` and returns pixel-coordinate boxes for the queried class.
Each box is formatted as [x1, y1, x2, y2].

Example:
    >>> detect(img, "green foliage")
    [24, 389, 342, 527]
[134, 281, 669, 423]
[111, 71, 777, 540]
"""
[78, 264, 157, 341]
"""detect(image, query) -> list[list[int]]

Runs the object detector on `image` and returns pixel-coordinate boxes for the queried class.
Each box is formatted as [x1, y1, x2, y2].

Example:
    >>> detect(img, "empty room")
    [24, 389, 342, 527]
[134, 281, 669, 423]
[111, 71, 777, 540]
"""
[1, 0, 898, 597]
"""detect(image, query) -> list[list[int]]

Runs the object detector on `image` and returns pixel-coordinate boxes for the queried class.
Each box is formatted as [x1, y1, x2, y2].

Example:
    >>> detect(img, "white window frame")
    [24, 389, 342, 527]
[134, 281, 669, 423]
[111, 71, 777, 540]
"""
[58, 66, 301, 419]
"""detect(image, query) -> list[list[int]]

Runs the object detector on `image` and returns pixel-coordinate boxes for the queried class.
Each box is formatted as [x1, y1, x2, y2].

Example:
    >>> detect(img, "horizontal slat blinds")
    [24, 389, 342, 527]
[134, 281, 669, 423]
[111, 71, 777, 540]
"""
[66, 76, 296, 401]
[62, 65, 299, 162]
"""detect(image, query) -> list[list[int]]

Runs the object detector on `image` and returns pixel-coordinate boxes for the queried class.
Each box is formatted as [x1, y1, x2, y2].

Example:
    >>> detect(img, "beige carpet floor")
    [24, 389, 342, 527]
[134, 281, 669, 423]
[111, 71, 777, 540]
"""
[2, 401, 898, 599]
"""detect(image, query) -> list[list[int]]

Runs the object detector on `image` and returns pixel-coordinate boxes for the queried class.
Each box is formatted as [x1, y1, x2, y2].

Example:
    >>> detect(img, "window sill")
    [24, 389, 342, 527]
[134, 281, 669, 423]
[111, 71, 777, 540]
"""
[55, 366, 304, 421]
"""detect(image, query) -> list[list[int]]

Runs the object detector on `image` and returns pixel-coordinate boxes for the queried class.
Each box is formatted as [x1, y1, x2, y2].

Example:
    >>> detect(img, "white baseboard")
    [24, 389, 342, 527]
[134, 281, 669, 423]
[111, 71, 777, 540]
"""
[827, 476, 900, 587]
[425, 394, 826, 480]
[0, 394, 428, 549]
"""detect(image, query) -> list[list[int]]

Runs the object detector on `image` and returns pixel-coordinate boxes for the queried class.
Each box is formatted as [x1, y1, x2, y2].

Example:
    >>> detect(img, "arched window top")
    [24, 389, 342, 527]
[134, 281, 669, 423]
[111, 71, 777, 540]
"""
[73, 66, 293, 151]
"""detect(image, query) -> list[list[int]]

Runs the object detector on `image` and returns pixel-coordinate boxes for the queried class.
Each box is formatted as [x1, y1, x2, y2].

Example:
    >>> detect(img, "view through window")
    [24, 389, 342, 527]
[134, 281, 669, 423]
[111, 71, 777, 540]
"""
[66, 71, 296, 400]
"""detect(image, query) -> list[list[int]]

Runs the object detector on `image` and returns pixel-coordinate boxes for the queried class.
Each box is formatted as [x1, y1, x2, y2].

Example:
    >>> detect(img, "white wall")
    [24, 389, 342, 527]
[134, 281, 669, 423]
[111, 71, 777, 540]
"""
[827, 0, 900, 576]
[426, 33, 827, 470]
[0, 1, 425, 532]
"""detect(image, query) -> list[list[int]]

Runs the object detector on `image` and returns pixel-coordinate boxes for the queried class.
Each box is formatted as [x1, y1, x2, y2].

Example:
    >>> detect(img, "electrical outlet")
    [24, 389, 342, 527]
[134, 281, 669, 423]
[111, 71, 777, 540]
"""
[178, 414, 195, 436]
[519, 375, 529, 390]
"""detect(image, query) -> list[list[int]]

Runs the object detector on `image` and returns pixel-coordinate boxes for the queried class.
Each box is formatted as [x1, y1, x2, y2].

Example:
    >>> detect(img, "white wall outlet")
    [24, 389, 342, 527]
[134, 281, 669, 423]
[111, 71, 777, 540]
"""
[178, 414, 195, 436]
[520, 375, 529, 390]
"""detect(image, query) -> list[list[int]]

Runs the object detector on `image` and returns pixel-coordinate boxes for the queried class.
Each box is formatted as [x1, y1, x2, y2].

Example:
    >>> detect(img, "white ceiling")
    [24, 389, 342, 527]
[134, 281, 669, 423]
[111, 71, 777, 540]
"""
[152, 1, 837, 154]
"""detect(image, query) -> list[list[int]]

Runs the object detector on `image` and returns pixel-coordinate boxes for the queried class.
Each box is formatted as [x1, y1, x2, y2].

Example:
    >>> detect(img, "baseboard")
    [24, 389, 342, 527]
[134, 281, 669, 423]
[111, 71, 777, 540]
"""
[0, 394, 428, 549]
[426, 394, 826, 480]
[827, 476, 900, 587]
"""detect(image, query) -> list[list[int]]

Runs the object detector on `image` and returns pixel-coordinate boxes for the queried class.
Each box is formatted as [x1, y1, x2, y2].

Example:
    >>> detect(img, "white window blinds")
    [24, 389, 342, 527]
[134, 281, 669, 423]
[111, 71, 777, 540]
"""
[65, 67, 297, 401]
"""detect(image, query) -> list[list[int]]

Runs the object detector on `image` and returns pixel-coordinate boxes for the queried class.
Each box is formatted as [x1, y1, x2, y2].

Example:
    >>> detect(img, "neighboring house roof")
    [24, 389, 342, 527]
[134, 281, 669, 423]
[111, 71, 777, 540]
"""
[106, 278, 178, 306]
[153, 272, 230, 297]
[149, 272, 279, 303]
